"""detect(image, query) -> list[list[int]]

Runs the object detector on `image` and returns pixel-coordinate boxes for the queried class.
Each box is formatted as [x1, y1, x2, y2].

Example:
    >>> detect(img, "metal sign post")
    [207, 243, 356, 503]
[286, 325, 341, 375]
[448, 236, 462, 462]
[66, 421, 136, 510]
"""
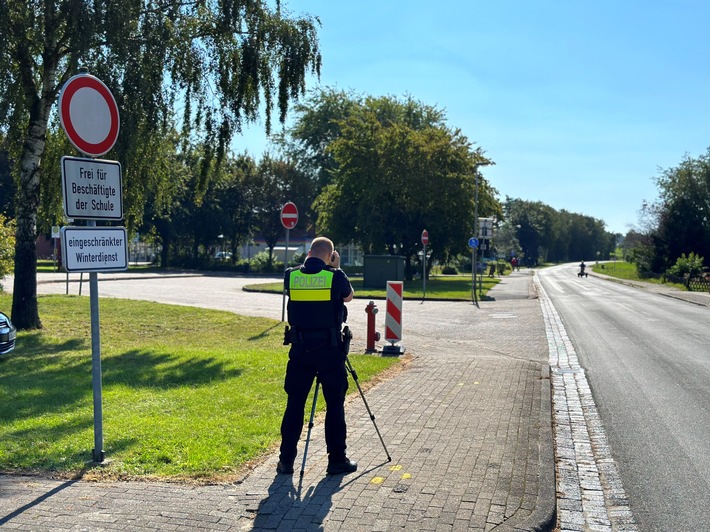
[58, 69, 124, 463]
[282, 227, 290, 322]
[469, 237, 479, 305]
[87, 221, 104, 462]
[421, 229, 429, 301]
[280, 202, 298, 322]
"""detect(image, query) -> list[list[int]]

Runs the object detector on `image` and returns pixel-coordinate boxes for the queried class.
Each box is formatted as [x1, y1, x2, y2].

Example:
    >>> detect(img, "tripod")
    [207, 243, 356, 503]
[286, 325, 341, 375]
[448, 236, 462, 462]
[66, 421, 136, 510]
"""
[299, 355, 392, 477]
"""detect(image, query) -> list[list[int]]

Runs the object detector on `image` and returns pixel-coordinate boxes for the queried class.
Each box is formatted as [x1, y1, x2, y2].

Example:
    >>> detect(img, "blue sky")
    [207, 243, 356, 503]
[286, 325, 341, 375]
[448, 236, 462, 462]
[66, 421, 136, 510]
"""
[234, 1, 710, 235]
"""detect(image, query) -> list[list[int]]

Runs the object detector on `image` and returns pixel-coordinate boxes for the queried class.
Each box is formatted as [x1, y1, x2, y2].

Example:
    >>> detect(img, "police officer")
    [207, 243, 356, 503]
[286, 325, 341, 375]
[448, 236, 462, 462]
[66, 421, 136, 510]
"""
[278, 236, 357, 475]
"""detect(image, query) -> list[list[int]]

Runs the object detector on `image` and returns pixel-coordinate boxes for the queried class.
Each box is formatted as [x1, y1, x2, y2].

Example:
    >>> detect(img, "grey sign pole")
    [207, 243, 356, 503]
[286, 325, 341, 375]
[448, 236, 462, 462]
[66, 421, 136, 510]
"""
[87, 219, 105, 463]
[281, 227, 290, 322]
[471, 245, 477, 304]
[422, 244, 427, 301]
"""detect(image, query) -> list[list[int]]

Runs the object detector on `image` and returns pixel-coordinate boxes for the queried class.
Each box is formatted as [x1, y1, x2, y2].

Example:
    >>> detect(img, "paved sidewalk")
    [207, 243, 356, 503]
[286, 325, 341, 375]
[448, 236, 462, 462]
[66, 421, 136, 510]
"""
[0, 270, 556, 531]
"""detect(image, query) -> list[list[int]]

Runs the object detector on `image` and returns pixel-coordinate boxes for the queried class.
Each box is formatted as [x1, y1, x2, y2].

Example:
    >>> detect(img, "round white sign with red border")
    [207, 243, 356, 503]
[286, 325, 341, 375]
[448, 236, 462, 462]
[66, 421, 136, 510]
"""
[58, 73, 120, 157]
[280, 202, 299, 229]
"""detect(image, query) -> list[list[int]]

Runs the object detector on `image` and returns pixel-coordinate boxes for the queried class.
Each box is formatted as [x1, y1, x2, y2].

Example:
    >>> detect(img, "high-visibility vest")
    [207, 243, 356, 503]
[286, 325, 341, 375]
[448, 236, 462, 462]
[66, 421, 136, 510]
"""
[289, 269, 334, 301]
[287, 267, 340, 329]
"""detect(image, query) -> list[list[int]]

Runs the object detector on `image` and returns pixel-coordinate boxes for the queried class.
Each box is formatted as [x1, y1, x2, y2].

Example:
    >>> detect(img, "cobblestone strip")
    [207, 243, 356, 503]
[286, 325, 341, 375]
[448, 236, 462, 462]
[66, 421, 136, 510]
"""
[535, 277, 638, 532]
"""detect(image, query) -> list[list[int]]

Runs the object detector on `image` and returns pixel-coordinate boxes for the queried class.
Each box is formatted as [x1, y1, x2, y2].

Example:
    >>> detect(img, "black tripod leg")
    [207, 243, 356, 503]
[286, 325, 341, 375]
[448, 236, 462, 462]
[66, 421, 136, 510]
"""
[300, 378, 320, 477]
[345, 356, 392, 462]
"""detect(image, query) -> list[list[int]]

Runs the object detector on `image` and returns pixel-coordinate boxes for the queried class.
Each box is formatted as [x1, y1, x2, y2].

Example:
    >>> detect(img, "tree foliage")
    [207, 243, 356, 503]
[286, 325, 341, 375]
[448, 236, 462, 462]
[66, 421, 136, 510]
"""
[623, 148, 710, 277]
[504, 198, 615, 265]
[667, 252, 704, 278]
[274, 87, 360, 190]
[1, 0, 321, 329]
[649, 149, 710, 273]
[251, 154, 315, 265]
[281, 89, 499, 277]
[0, 214, 14, 290]
[145, 149, 311, 270]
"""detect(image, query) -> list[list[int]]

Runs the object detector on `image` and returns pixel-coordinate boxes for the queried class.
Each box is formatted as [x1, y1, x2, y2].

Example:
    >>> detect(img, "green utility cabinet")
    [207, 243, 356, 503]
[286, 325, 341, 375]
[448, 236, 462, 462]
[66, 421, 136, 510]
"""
[363, 255, 406, 288]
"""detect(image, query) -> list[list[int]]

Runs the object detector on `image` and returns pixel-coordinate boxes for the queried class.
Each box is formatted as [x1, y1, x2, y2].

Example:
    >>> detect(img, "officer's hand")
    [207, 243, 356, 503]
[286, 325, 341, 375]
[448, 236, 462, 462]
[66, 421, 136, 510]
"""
[330, 250, 341, 269]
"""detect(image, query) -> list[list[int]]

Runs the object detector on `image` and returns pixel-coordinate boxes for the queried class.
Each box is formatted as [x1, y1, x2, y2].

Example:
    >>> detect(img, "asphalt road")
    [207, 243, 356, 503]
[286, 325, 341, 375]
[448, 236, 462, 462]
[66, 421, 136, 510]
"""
[538, 264, 710, 532]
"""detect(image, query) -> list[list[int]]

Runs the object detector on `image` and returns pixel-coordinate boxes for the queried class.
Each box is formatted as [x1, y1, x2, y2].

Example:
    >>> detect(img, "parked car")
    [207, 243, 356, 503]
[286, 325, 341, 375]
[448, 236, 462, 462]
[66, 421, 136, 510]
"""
[0, 311, 16, 355]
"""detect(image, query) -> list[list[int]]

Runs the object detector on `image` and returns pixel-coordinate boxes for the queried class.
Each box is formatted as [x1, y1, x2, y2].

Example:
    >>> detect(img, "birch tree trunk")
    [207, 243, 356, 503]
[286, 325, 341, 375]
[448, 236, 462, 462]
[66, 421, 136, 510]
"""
[11, 99, 52, 329]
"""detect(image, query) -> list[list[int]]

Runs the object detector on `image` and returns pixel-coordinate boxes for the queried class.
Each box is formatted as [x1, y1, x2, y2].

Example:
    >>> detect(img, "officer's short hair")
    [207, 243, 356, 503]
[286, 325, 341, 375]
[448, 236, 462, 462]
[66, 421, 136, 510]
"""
[310, 237, 334, 256]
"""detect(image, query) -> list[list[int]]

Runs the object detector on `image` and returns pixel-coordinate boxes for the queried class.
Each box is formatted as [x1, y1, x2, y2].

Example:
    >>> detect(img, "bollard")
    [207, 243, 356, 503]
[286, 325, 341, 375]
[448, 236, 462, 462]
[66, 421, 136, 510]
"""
[365, 301, 381, 352]
[382, 281, 404, 356]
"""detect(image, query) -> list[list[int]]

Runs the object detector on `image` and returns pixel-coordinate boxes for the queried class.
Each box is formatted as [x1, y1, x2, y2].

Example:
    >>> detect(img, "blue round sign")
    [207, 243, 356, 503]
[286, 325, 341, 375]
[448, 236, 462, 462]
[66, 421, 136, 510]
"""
[468, 237, 479, 249]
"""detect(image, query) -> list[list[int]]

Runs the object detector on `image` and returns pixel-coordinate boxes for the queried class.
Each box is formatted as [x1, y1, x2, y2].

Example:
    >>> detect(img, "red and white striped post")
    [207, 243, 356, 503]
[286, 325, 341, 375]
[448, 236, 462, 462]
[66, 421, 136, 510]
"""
[383, 281, 405, 355]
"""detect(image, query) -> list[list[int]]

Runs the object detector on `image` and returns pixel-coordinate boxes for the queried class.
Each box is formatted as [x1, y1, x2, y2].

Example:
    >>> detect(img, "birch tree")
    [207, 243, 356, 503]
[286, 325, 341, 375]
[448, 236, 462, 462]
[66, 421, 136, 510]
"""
[0, 0, 320, 329]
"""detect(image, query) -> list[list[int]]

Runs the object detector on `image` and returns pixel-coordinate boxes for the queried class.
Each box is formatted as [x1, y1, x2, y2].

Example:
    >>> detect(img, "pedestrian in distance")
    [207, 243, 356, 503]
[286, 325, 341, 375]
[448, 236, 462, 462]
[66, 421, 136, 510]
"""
[278, 236, 357, 476]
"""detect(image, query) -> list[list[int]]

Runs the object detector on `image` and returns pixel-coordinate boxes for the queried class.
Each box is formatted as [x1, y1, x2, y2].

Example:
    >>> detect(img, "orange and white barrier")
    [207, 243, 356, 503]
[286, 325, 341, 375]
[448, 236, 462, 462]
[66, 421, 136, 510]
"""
[383, 281, 404, 355]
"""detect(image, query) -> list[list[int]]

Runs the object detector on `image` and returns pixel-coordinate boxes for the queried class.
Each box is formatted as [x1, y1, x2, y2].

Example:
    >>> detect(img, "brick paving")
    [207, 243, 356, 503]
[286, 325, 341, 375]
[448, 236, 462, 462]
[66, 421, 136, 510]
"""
[0, 270, 557, 531]
[537, 277, 638, 532]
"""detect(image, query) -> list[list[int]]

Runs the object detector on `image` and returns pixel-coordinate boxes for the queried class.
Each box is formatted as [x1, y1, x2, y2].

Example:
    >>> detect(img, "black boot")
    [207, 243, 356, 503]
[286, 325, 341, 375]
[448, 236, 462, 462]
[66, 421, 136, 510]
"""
[326, 458, 357, 475]
[277, 460, 294, 474]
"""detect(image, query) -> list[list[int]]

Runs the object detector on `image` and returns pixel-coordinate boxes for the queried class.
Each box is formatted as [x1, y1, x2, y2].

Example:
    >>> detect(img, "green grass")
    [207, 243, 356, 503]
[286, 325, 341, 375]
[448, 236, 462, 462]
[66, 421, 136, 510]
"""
[246, 274, 502, 300]
[37, 260, 59, 273]
[0, 293, 399, 480]
[592, 260, 639, 280]
[592, 261, 687, 290]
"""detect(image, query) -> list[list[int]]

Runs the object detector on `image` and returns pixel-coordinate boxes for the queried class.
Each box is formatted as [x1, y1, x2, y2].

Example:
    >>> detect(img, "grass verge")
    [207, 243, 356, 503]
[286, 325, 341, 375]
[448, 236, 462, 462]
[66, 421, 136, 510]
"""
[0, 293, 399, 481]
[591, 261, 639, 280]
[591, 261, 687, 290]
[245, 274, 502, 300]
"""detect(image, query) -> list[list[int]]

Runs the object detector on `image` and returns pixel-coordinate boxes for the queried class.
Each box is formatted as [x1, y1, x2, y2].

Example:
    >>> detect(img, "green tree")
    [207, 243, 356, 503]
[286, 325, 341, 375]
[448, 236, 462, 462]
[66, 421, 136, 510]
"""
[646, 149, 710, 273]
[622, 229, 655, 277]
[1, 0, 321, 329]
[0, 214, 14, 290]
[312, 94, 497, 277]
[219, 154, 260, 262]
[252, 154, 315, 267]
[0, 142, 13, 217]
[141, 129, 194, 268]
[503, 198, 613, 265]
[493, 223, 522, 261]
[666, 252, 705, 278]
[275, 87, 361, 190]
[504, 198, 556, 265]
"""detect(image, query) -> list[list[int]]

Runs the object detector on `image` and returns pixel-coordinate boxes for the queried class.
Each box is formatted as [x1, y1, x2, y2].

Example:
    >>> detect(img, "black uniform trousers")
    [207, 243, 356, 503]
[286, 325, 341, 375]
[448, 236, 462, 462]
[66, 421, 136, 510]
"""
[279, 342, 349, 464]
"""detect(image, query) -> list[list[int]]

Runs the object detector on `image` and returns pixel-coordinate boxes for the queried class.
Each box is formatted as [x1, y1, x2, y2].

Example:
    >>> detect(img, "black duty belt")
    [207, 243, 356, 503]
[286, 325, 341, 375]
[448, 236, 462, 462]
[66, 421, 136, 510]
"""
[285, 327, 341, 347]
[298, 330, 331, 341]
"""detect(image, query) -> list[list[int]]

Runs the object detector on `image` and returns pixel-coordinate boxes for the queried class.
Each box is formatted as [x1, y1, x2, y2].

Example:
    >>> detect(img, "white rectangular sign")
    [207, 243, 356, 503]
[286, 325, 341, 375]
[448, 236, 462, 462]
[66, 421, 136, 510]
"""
[61, 156, 123, 220]
[61, 226, 128, 272]
[478, 217, 495, 239]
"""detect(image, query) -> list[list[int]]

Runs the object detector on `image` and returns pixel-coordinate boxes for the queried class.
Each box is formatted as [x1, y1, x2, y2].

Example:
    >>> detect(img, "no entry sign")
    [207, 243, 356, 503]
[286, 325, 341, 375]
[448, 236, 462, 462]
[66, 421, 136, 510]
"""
[280, 202, 299, 229]
[59, 73, 120, 157]
[421, 229, 429, 246]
